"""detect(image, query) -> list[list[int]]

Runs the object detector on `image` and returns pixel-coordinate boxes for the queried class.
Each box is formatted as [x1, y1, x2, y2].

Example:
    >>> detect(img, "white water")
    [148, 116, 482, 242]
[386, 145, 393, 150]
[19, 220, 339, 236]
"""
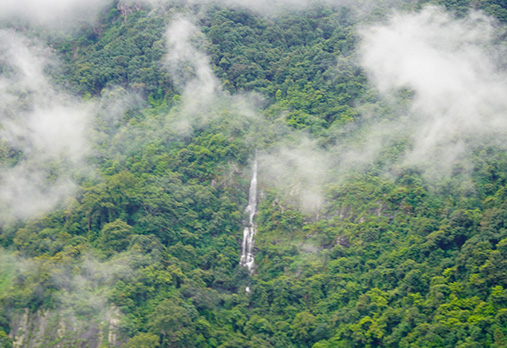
[240, 159, 258, 274]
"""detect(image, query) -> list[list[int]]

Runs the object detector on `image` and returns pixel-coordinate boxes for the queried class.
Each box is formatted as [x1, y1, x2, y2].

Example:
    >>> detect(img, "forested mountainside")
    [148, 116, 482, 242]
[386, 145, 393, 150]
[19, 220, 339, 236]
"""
[1, 0, 507, 347]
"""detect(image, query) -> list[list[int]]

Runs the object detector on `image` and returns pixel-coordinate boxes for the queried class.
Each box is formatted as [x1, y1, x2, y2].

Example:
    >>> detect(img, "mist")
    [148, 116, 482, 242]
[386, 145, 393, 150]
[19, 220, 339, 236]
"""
[5, 0, 500, 224]
[162, 15, 336, 213]
[0, 30, 93, 224]
[160, 14, 274, 141]
[257, 5, 507, 212]
[357, 6, 507, 178]
[52, 253, 135, 317]
[0, 248, 144, 345]
[259, 138, 332, 213]
[0, 0, 113, 29]
[165, 17, 221, 117]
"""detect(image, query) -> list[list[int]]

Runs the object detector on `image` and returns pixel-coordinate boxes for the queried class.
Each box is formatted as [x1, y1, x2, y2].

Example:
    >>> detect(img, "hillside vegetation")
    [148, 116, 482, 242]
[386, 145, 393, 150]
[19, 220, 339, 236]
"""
[1, 0, 507, 347]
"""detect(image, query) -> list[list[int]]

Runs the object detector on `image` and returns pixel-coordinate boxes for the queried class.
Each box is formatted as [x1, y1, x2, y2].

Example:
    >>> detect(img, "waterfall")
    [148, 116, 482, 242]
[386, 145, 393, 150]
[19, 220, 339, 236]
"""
[240, 158, 258, 275]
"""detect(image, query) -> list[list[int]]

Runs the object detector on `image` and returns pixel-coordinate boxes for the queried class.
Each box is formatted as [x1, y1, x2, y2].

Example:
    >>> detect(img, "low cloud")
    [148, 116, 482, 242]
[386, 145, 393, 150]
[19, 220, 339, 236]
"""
[358, 6, 507, 176]
[165, 17, 221, 113]
[1, 248, 142, 346]
[0, 0, 113, 28]
[52, 253, 135, 315]
[259, 138, 332, 213]
[0, 30, 93, 224]
[163, 15, 332, 213]
[162, 15, 265, 137]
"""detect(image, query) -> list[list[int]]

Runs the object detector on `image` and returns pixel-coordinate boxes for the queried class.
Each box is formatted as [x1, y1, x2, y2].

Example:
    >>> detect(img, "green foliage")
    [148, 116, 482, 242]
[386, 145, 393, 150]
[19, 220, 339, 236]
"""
[201, 6, 363, 134]
[123, 332, 160, 348]
[60, 11, 172, 98]
[98, 219, 133, 255]
[2, 1, 507, 347]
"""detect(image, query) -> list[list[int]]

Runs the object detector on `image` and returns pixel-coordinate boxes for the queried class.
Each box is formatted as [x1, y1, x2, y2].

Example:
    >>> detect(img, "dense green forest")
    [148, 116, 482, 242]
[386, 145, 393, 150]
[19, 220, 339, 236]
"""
[1, 0, 507, 347]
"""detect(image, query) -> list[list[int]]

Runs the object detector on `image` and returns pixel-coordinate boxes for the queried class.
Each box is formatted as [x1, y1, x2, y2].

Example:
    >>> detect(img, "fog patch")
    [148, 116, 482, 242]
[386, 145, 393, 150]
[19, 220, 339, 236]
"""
[0, 249, 144, 347]
[163, 15, 334, 214]
[0, 0, 113, 29]
[164, 16, 221, 127]
[358, 6, 507, 177]
[259, 137, 331, 213]
[0, 30, 93, 225]
[51, 253, 135, 317]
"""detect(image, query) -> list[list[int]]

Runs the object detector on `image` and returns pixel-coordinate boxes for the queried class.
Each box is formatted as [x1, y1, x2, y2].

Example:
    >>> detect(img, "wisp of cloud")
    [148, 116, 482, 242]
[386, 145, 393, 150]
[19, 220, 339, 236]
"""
[358, 6, 507, 175]
[0, 30, 93, 224]
[165, 16, 221, 110]
[0, 0, 113, 28]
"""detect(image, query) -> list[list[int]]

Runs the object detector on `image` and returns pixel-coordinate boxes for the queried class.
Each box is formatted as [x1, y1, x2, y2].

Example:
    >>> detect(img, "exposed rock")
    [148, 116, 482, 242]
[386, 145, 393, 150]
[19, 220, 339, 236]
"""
[117, 2, 143, 20]
[9, 306, 123, 348]
[339, 205, 351, 220]
[336, 235, 350, 248]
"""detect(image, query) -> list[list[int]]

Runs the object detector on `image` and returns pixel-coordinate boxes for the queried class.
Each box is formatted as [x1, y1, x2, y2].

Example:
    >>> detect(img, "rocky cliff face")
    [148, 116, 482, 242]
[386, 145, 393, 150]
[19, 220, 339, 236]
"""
[9, 306, 123, 348]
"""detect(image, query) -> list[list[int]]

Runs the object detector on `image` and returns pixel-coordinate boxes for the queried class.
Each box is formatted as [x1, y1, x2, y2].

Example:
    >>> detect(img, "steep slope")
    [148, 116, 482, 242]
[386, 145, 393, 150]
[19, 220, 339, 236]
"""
[0, 1, 507, 347]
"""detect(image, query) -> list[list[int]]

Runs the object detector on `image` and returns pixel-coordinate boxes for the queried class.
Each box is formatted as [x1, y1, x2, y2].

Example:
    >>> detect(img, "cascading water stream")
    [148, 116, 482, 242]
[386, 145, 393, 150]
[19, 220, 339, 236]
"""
[240, 158, 258, 277]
